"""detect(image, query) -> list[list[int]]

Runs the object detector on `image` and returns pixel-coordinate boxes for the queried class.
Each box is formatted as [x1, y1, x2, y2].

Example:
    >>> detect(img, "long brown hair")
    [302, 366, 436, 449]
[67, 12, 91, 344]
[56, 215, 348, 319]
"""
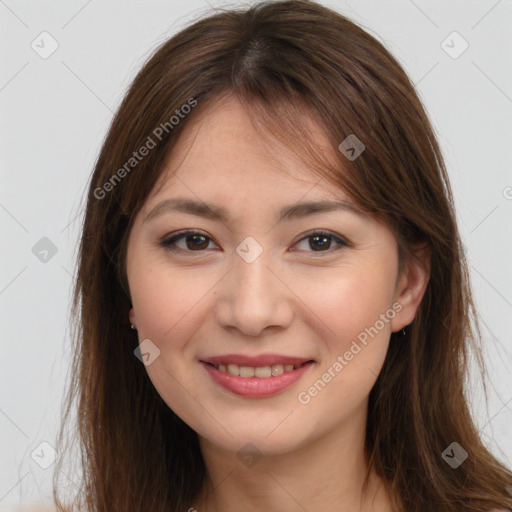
[53, 1, 512, 510]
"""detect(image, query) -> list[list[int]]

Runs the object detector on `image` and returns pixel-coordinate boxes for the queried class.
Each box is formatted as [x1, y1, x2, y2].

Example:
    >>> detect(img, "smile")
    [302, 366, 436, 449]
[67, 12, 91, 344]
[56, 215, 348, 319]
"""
[208, 361, 307, 378]
[201, 360, 315, 398]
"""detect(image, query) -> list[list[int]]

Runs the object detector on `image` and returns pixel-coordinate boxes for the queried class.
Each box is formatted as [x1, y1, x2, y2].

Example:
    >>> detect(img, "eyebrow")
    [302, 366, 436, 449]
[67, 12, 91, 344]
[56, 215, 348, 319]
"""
[143, 197, 365, 225]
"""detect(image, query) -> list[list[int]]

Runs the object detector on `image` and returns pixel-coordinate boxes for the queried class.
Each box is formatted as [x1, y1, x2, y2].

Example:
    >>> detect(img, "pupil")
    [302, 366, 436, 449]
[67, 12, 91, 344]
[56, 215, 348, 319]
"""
[183, 234, 332, 251]
[188, 234, 208, 250]
[311, 234, 330, 251]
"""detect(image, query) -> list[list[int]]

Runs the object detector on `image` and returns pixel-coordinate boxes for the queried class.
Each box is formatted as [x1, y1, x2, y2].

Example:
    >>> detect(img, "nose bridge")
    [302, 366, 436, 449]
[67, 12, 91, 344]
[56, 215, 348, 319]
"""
[216, 240, 292, 336]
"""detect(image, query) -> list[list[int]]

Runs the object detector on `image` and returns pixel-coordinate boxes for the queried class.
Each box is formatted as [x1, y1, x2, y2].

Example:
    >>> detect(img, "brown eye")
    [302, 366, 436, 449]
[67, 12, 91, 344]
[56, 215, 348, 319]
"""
[159, 230, 217, 254]
[182, 233, 210, 250]
[293, 231, 348, 254]
[159, 229, 348, 256]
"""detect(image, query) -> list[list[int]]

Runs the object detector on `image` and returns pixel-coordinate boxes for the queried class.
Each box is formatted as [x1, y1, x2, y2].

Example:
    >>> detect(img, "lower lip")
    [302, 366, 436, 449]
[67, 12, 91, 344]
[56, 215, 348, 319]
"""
[201, 361, 314, 398]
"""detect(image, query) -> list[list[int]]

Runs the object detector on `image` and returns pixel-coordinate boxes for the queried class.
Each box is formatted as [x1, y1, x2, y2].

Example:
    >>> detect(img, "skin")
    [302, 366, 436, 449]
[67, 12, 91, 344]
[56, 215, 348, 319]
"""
[126, 95, 430, 512]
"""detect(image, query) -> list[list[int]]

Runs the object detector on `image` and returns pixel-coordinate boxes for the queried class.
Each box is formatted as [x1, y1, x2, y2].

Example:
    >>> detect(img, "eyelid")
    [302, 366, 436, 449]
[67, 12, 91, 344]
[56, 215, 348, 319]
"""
[159, 228, 350, 255]
[159, 229, 219, 252]
[292, 228, 350, 248]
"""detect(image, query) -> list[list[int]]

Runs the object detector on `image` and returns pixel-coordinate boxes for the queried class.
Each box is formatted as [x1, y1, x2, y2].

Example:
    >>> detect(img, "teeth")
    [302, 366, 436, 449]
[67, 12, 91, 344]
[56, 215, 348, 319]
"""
[213, 362, 305, 378]
[255, 366, 271, 378]
[240, 366, 255, 378]
[227, 364, 239, 376]
[271, 364, 285, 376]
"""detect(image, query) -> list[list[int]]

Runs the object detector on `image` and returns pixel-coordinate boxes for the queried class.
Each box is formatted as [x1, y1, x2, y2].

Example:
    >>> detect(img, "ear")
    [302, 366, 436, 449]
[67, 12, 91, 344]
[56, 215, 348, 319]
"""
[129, 307, 136, 328]
[390, 243, 431, 333]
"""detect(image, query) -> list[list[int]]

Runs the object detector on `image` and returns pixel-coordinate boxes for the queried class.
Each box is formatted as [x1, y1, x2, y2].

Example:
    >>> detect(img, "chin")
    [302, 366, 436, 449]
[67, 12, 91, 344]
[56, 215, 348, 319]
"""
[198, 420, 312, 458]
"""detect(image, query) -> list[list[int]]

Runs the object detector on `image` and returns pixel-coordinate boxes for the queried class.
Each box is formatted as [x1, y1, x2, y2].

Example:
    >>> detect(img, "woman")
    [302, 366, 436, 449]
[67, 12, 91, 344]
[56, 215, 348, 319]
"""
[52, 0, 512, 511]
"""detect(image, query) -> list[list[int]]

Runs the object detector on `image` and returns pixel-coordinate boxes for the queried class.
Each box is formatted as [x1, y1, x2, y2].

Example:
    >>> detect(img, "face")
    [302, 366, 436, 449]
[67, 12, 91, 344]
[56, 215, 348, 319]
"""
[126, 95, 426, 458]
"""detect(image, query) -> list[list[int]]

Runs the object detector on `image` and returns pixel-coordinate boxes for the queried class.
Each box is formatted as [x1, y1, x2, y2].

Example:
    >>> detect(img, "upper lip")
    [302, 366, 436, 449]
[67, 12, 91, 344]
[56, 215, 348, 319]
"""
[201, 354, 314, 367]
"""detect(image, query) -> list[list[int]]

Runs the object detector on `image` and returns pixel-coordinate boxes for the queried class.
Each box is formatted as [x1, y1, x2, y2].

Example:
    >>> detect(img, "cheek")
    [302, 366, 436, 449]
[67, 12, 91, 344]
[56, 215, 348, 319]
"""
[129, 264, 213, 426]
[296, 259, 395, 341]
[293, 259, 396, 407]
[293, 267, 394, 415]
[130, 262, 211, 340]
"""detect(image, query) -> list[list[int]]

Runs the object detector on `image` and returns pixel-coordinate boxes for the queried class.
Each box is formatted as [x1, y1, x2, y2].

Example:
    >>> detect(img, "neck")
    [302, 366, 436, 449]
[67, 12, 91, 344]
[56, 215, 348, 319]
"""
[191, 403, 393, 512]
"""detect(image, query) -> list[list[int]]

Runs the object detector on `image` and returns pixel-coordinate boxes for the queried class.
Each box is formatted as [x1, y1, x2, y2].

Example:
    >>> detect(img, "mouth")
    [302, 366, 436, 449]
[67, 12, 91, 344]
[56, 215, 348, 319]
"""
[200, 357, 315, 398]
[202, 360, 313, 378]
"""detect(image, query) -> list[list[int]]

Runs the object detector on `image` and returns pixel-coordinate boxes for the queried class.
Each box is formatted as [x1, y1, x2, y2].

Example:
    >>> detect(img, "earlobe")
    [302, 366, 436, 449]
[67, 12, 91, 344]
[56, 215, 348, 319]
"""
[129, 307, 136, 329]
[391, 244, 431, 333]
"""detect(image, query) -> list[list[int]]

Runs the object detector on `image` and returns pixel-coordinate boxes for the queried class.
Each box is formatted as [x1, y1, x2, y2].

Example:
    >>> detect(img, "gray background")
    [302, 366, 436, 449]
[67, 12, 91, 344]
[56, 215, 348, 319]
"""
[1, 0, 511, 510]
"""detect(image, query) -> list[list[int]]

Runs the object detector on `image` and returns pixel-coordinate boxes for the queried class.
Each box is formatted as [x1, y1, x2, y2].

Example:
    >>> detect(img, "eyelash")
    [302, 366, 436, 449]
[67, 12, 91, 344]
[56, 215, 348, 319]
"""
[158, 229, 349, 256]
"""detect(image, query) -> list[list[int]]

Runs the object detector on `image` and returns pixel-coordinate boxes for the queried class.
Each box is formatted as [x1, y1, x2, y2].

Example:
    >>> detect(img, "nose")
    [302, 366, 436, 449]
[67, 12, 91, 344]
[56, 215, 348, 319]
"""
[215, 248, 294, 337]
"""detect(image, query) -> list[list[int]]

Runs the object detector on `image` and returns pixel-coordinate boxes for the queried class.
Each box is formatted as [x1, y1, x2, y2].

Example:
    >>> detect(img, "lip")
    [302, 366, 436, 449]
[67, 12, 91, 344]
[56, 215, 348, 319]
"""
[201, 353, 313, 367]
[201, 360, 315, 398]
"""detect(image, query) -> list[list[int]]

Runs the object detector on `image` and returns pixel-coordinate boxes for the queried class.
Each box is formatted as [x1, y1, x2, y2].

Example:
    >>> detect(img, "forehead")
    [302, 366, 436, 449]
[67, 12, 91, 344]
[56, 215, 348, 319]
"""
[147, 95, 344, 203]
